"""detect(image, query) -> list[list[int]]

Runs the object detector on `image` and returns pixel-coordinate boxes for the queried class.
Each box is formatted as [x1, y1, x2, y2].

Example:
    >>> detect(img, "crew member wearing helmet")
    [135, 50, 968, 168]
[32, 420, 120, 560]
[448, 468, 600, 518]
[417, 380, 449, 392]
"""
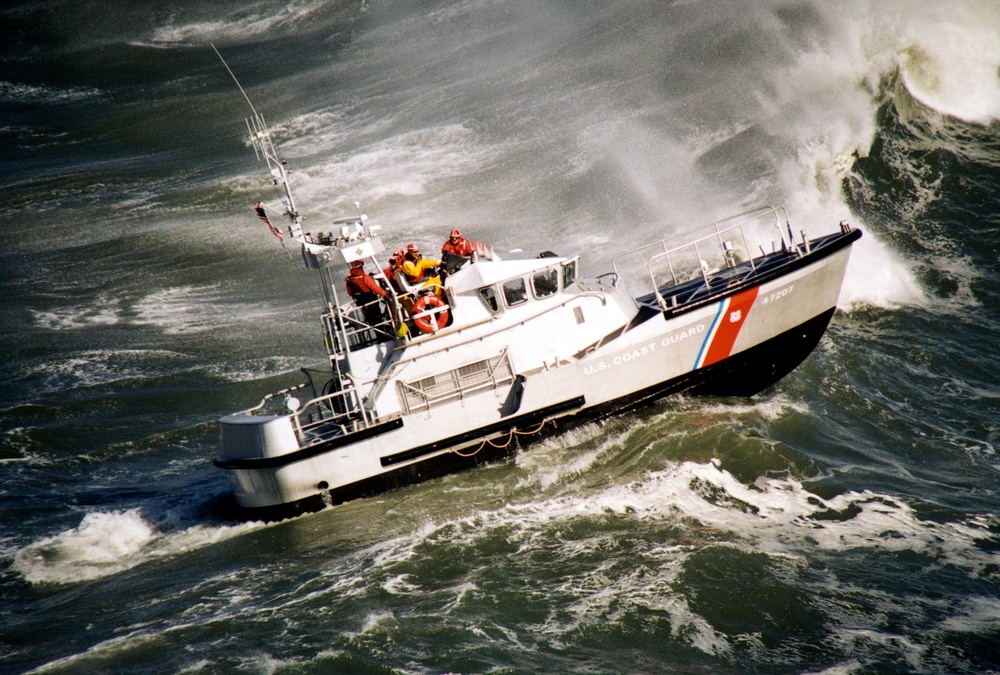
[345, 260, 388, 328]
[400, 243, 442, 292]
[441, 229, 474, 257]
[383, 249, 405, 294]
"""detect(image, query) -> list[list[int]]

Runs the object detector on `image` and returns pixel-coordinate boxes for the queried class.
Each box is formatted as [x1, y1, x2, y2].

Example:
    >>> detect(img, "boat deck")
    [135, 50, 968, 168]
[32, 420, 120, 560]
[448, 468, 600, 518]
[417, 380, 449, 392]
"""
[634, 230, 858, 318]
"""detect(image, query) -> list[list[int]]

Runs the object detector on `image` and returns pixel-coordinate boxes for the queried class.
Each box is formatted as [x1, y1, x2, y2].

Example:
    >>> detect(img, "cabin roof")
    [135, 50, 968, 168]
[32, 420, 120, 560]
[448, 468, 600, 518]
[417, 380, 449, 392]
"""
[447, 257, 566, 295]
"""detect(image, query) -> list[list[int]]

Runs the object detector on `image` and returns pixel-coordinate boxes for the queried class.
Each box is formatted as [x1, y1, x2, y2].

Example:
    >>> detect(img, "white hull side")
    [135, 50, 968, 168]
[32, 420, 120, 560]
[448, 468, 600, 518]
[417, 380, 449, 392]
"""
[220, 244, 853, 511]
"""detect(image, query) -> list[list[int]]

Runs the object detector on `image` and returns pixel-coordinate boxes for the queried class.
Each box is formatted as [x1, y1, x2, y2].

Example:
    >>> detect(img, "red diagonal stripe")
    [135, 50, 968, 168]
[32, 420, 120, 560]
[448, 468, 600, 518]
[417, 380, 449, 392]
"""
[703, 286, 759, 367]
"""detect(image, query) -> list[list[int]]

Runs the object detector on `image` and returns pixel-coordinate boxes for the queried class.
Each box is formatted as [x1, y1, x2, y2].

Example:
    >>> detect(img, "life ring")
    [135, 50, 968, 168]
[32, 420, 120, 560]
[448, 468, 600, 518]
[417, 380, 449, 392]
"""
[411, 294, 450, 333]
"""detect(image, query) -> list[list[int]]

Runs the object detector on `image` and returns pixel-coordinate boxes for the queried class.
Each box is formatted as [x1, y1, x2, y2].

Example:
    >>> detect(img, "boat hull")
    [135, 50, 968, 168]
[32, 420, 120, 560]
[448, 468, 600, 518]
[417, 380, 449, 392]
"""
[215, 228, 859, 519]
[222, 306, 840, 520]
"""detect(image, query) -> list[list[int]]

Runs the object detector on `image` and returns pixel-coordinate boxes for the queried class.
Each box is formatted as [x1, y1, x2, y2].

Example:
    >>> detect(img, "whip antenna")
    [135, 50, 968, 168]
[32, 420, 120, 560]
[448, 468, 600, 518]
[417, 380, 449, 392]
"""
[212, 43, 302, 242]
[211, 43, 260, 119]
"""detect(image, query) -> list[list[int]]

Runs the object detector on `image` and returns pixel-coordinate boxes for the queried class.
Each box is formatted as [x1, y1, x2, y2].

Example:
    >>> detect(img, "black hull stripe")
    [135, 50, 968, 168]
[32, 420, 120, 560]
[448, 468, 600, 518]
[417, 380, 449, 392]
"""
[213, 397, 586, 472]
[380, 395, 586, 467]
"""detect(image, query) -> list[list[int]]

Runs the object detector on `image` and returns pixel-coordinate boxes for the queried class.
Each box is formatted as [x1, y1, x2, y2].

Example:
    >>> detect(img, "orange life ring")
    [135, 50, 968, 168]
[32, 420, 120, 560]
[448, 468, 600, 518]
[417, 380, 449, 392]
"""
[411, 294, 449, 333]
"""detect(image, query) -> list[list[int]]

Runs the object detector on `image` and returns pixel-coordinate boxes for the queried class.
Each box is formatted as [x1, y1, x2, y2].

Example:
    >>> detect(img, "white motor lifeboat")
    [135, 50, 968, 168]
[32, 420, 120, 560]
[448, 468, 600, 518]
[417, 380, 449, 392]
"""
[210, 56, 861, 518]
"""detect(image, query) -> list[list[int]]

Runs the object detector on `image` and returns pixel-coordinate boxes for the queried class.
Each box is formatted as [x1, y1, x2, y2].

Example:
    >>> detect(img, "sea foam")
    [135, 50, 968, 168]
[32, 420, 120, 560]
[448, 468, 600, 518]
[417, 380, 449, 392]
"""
[897, 15, 1000, 125]
[132, 284, 284, 335]
[13, 509, 264, 585]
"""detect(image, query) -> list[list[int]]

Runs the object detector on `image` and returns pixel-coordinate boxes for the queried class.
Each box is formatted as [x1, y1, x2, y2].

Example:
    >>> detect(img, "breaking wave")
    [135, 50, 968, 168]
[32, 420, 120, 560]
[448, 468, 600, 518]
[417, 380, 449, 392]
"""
[12, 509, 264, 585]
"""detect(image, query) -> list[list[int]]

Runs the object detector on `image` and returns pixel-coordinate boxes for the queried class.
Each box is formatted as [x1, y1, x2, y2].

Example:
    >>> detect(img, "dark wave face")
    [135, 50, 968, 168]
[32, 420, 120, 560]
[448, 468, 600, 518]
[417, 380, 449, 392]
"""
[1, 1, 998, 673]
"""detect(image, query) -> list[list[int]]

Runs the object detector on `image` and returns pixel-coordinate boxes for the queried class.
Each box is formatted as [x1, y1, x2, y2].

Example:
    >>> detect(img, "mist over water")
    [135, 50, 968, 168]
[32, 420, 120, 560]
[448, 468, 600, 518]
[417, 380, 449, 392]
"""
[2, 0, 999, 672]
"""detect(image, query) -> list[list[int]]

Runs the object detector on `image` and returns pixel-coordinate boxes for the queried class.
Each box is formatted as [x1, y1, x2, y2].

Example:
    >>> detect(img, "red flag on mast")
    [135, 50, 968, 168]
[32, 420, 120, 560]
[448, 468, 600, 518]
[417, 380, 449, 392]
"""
[254, 201, 284, 240]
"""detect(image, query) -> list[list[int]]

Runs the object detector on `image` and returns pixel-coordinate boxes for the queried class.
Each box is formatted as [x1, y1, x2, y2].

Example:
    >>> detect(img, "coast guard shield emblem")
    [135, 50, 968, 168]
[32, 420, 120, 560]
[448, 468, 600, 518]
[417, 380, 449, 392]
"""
[729, 309, 742, 323]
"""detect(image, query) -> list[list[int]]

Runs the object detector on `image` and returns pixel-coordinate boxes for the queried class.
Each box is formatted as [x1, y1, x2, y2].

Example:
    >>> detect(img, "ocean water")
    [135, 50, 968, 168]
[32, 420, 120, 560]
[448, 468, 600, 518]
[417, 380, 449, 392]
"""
[2, 1, 998, 673]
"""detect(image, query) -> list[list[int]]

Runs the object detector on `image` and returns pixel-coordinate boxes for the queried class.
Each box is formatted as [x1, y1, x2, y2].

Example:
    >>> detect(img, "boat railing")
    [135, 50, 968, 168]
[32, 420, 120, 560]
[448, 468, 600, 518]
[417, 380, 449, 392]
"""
[239, 382, 314, 415]
[397, 348, 515, 414]
[337, 272, 455, 346]
[612, 206, 799, 310]
[232, 373, 388, 448]
[289, 386, 372, 445]
[326, 302, 398, 352]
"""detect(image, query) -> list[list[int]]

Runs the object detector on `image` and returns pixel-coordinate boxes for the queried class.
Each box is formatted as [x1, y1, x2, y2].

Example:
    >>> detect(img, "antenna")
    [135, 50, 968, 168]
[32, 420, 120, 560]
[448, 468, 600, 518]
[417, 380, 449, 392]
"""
[211, 43, 260, 119]
[212, 43, 302, 241]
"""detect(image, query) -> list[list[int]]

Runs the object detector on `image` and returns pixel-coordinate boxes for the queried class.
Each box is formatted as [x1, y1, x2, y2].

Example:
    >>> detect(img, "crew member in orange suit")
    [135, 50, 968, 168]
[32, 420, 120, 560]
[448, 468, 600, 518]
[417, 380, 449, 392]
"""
[345, 260, 388, 327]
[441, 229, 474, 257]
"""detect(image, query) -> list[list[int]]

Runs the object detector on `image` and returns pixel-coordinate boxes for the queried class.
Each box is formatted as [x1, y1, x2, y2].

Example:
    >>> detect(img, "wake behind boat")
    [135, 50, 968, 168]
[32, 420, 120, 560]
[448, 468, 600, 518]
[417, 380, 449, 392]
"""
[213, 81, 861, 519]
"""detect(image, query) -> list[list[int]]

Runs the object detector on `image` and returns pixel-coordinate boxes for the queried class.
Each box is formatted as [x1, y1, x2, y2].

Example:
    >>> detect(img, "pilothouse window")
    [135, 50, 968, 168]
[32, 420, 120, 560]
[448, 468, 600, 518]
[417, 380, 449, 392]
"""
[562, 261, 577, 288]
[502, 278, 528, 307]
[479, 286, 501, 313]
[532, 268, 559, 298]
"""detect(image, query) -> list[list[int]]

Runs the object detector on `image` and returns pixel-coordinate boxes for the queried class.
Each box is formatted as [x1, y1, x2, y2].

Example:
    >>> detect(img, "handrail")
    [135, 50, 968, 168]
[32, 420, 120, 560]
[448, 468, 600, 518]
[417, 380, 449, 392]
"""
[611, 206, 798, 310]
[611, 206, 787, 271]
[235, 382, 312, 415]
[290, 387, 373, 444]
[329, 301, 398, 349]
[397, 348, 515, 413]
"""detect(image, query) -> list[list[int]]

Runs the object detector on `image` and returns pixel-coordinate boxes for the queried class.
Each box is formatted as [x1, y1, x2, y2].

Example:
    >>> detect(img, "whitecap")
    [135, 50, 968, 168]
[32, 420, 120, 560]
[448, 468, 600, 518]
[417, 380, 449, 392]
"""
[131, 284, 285, 335]
[26, 630, 163, 674]
[897, 20, 1000, 125]
[938, 595, 1000, 634]
[838, 233, 926, 312]
[0, 80, 101, 104]
[12, 509, 266, 585]
[30, 295, 123, 331]
[359, 610, 396, 635]
[830, 629, 927, 671]
[514, 421, 619, 490]
[21, 349, 192, 394]
[700, 393, 810, 421]
[293, 124, 506, 214]
[146, 1, 328, 46]
[204, 356, 309, 383]
[14, 510, 156, 584]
